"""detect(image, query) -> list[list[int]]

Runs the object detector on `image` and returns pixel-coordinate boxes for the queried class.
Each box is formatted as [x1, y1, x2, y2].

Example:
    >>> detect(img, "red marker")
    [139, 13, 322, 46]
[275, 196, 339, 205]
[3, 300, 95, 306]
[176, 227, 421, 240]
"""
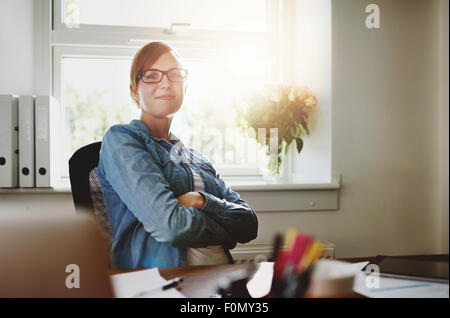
[283, 234, 313, 277]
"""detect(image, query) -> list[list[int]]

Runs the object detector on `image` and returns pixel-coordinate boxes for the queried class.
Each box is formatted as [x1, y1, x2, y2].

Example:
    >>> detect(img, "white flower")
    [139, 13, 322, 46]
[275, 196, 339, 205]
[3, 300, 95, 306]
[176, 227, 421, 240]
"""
[288, 87, 296, 102]
[296, 86, 309, 101]
[269, 86, 281, 102]
[305, 95, 318, 107]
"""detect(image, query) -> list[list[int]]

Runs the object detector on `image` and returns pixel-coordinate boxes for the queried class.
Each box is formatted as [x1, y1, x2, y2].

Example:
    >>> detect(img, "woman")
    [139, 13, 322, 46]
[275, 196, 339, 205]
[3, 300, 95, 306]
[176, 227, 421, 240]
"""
[98, 41, 258, 269]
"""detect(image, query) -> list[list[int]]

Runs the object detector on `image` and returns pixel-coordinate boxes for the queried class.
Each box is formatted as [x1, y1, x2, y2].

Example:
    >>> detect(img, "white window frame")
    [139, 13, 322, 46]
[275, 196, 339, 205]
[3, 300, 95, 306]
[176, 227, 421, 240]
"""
[48, 0, 294, 182]
[52, 0, 275, 45]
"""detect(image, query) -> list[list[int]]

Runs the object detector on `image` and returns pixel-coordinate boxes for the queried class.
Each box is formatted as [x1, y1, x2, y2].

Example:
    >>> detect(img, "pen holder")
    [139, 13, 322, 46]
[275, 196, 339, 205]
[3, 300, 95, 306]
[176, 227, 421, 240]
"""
[266, 265, 315, 298]
[215, 266, 255, 298]
[217, 277, 252, 298]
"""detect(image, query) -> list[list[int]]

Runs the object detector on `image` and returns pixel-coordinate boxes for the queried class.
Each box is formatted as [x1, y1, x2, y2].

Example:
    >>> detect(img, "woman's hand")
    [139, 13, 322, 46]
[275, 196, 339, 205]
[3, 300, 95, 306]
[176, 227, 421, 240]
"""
[177, 192, 237, 250]
[176, 192, 206, 210]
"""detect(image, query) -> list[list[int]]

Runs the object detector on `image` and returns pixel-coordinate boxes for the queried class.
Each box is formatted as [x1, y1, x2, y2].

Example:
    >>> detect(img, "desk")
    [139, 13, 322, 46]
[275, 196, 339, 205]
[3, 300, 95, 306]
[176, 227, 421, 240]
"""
[109, 254, 448, 298]
[110, 263, 256, 298]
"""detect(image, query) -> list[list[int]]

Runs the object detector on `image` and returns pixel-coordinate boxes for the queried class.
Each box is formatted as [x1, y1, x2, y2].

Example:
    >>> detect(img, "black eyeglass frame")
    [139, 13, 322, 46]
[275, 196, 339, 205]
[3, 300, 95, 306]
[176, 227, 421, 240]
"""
[137, 68, 188, 83]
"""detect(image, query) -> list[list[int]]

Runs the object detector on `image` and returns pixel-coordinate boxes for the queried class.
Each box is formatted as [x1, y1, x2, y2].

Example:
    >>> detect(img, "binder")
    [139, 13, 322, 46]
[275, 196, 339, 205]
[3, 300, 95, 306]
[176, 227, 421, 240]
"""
[35, 96, 61, 188]
[0, 95, 19, 187]
[18, 95, 35, 187]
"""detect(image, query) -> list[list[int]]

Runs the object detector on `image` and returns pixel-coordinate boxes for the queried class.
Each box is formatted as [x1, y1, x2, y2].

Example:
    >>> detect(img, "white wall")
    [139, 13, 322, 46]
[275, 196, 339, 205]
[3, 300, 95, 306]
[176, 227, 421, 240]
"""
[329, 0, 446, 256]
[0, 0, 74, 216]
[0, 0, 34, 95]
[438, 0, 449, 253]
[290, 0, 332, 184]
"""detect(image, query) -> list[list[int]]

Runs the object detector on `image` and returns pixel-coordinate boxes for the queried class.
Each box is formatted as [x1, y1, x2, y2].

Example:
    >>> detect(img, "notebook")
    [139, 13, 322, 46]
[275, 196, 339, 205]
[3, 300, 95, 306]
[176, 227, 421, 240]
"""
[361, 255, 449, 284]
[0, 213, 114, 297]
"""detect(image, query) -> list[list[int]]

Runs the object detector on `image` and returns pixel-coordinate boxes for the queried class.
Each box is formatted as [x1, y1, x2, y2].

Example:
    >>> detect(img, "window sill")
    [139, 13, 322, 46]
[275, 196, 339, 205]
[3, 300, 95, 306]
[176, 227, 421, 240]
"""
[226, 175, 341, 212]
[0, 176, 341, 212]
[226, 175, 340, 191]
[0, 178, 72, 194]
[0, 185, 72, 194]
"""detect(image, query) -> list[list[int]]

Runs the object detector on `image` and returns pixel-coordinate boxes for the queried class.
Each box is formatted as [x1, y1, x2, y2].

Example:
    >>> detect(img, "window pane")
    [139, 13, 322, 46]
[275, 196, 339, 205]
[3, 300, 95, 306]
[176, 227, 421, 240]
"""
[63, 0, 267, 32]
[172, 48, 270, 169]
[62, 57, 138, 176]
[61, 47, 270, 177]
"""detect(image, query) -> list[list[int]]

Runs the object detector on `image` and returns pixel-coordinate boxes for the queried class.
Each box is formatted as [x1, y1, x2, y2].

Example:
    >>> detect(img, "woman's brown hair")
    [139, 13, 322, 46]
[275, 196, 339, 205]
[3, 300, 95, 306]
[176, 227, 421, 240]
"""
[129, 41, 179, 108]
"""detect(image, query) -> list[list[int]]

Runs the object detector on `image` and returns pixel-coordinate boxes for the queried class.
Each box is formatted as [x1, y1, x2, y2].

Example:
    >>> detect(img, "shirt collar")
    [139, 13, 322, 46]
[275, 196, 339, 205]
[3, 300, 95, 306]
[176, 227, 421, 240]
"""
[152, 132, 180, 144]
[130, 119, 182, 145]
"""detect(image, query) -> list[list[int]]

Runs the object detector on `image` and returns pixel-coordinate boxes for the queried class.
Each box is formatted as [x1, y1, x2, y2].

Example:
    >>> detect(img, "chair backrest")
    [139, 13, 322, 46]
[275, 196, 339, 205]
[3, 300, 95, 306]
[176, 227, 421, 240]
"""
[69, 142, 114, 267]
[69, 142, 102, 213]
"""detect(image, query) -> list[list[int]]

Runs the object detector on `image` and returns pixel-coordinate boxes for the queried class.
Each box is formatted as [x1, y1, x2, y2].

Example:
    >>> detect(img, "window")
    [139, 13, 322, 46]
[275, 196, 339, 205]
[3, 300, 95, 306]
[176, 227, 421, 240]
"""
[52, 0, 285, 181]
[61, 0, 267, 32]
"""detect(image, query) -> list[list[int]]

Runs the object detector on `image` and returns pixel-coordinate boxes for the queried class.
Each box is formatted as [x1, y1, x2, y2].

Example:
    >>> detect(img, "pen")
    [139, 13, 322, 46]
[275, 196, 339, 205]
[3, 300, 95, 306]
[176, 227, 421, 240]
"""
[270, 233, 283, 262]
[133, 277, 183, 298]
[283, 234, 312, 277]
[297, 241, 324, 273]
[285, 228, 301, 249]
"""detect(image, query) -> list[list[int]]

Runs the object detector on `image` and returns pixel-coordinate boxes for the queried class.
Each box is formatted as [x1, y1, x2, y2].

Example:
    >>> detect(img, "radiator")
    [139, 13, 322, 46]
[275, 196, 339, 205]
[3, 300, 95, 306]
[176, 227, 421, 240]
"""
[230, 241, 336, 264]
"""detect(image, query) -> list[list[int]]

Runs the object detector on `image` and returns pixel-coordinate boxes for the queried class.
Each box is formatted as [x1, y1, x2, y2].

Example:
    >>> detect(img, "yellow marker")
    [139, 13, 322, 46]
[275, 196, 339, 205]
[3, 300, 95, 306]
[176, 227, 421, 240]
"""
[285, 228, 301, 250]
[297, 241, 324, 273]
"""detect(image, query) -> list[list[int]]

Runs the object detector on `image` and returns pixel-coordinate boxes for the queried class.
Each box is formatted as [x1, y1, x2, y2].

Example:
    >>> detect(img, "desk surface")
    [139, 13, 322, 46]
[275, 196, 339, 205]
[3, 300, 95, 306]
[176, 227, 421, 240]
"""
[109, 254, 449, 298]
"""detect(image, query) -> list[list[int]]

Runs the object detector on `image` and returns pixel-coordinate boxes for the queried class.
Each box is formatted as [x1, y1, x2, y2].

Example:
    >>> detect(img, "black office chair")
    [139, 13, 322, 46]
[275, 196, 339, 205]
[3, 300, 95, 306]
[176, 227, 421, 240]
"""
[69, 142, 102, 213]
[69, 141, 115, 267]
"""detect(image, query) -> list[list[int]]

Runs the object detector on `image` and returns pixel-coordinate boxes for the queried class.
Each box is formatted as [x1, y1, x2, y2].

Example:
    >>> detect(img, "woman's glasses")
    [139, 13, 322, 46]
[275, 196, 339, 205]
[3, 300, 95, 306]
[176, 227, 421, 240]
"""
[138, 68, 188, 83]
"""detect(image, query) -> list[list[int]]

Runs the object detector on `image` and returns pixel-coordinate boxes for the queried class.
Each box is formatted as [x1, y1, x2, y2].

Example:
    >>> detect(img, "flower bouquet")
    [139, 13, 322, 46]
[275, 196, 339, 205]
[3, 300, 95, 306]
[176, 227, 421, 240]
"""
[235, 85, 318, 176]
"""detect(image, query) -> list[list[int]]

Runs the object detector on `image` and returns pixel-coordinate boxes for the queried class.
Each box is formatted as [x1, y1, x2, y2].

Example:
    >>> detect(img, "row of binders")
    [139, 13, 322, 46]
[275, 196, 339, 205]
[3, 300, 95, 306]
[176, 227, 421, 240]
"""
[0, 94, 60, 188]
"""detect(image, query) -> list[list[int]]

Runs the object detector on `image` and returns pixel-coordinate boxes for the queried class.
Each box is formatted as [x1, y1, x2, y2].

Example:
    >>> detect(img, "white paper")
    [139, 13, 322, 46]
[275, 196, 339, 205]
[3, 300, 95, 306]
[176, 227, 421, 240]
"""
[110, 268, 186, 298]
[353, 264, 449, 298]
[246, 262, 274, 298]
[348, 261, 370, 272]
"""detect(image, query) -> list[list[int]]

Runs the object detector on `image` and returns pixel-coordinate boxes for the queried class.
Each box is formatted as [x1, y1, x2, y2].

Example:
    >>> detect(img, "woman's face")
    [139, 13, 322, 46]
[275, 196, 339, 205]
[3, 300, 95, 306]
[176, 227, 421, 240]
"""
[133, 52, 187, 118]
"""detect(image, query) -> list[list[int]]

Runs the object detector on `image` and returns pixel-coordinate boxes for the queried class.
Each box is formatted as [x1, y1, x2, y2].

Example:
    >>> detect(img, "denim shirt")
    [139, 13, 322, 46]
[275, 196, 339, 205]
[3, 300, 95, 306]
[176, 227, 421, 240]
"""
[97, 120, 258, 269]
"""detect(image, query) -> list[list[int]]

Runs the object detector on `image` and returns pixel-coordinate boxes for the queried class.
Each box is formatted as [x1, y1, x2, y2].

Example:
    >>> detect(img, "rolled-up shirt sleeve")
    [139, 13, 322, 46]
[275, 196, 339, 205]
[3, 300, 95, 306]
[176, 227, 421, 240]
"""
[100, 126, 231, 248]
